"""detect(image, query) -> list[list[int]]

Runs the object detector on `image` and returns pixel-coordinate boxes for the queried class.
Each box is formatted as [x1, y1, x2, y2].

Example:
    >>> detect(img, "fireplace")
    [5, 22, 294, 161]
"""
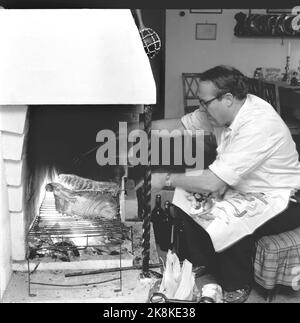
[0, 9, 156, 299]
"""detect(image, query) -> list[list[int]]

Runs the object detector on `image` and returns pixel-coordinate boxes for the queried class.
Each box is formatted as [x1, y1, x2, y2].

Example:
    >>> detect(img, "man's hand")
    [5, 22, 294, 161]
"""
[151, 172, 168, 193]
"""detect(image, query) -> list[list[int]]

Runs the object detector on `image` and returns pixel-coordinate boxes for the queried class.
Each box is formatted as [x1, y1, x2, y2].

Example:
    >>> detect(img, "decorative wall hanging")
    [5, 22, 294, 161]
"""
[196, 23, 217, 40]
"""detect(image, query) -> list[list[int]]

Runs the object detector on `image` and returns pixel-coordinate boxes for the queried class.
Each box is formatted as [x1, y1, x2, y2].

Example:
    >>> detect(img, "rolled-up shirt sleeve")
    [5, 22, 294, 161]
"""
[209, 124, 277, 186]
[209, 161, 241, 186]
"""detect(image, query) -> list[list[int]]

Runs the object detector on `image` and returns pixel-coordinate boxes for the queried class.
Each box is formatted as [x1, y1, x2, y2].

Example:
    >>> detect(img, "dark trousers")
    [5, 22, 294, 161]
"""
[176, 201, 300, 292]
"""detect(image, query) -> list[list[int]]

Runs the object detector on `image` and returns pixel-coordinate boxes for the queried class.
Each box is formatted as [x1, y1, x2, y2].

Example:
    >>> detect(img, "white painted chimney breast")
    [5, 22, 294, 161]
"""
[0, 9, 156, 105]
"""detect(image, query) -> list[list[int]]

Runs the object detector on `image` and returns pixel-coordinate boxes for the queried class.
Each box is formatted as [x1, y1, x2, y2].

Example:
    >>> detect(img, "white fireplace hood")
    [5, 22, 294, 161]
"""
[0, 9, 156, 105]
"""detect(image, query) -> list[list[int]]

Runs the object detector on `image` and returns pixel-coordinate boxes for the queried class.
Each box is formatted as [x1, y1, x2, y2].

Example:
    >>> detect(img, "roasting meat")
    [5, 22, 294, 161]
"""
[56, 174, 120, 196]
[46, 174, 120, 220]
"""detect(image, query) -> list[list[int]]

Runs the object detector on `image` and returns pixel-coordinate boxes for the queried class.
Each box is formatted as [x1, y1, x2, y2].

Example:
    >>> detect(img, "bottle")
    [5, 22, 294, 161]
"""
[151, 194, 164, 246]
[168, 203, 176, 251]
[174, 211, 188, 262]
[159, 201, 173, 252]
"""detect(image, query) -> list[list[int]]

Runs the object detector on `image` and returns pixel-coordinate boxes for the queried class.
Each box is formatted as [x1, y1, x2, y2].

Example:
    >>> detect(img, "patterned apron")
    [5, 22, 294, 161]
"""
[172, 187, 291, 252]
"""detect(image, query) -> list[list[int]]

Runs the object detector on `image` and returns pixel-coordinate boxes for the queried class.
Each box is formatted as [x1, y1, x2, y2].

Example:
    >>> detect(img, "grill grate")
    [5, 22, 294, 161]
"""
[28, 191, 126, 245]
[26, 190, 127, 296]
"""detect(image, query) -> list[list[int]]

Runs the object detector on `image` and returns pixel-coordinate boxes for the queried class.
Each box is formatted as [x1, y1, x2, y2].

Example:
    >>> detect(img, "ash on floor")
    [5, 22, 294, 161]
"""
[2, 269, 160, 303]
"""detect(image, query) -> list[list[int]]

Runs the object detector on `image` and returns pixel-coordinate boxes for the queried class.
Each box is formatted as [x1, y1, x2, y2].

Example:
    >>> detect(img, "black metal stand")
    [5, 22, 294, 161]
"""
[141, 105, 154, 278]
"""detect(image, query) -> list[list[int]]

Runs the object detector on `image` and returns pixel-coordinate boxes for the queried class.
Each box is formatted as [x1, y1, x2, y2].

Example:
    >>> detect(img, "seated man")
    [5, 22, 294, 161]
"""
[150, 65, 300, 303]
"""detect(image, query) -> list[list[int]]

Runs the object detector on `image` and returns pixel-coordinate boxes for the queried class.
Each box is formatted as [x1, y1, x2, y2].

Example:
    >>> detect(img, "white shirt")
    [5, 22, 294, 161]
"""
[176, 94, 300, 251]
[181, 94, 300, 193]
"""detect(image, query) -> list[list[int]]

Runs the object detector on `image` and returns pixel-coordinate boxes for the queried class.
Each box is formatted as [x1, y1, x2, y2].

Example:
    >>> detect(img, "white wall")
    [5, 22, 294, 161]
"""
[165, 9, 300, 118]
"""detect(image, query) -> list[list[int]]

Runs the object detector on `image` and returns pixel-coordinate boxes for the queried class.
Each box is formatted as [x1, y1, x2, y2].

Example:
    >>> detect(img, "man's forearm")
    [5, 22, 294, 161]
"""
[151, 118, 184, 132]
[128, 118, 183, 137]
[169, 170, 226, 193]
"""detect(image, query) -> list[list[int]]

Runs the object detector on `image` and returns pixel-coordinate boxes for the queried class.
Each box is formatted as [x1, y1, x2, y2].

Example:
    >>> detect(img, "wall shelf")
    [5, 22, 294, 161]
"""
[234, 12, 300, 40]
[234, 34, 300, 39]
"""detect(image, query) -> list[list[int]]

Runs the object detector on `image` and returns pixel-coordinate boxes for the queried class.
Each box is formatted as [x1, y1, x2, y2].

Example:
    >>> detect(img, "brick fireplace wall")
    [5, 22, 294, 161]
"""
[0, 105, 28, 263]
[0, 131, 11, 299]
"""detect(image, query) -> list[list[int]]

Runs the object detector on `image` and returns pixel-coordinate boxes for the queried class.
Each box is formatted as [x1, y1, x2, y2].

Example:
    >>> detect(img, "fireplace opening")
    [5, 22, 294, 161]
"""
[24, 105, 139, 265]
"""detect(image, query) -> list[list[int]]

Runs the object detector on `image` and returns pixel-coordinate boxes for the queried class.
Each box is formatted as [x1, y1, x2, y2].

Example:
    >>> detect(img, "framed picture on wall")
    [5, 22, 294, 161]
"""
[195, 23, 217, 40]
[190, 9, 222, 14]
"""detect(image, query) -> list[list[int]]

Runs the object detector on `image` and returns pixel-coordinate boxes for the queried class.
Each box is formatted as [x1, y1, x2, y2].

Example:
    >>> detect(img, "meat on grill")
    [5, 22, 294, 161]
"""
[57, 174, 120, 196]
[46, 174, 120, 220]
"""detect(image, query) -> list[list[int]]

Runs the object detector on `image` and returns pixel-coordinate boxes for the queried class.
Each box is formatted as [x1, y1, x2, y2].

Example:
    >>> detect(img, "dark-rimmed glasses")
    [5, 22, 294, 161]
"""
[198, 93, 225, 111]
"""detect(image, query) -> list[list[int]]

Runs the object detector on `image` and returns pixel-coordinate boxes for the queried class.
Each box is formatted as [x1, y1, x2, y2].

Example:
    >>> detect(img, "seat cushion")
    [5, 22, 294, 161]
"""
[254, 227, 300, 290]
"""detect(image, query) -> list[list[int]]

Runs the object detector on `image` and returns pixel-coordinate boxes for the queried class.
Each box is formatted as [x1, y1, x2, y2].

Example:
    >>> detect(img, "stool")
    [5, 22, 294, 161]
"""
[254, 226, 300, 302]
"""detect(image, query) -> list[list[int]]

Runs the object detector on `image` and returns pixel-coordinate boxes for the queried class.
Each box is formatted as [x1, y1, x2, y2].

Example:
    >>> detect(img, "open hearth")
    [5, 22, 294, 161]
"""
[28, 177, 132, 263]
[9, 104, 140, 264]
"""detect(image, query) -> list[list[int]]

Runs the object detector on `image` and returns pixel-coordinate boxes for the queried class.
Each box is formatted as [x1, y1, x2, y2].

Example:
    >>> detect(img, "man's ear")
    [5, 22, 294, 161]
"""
[224, 93, 234, 107]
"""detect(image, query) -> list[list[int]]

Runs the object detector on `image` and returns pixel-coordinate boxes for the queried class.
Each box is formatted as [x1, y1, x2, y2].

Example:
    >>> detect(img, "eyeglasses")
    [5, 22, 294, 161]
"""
[198, 93, 224, 111]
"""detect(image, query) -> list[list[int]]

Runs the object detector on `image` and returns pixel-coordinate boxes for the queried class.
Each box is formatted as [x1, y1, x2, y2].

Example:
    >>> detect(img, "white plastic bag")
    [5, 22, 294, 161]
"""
[159, 251, 196, 301]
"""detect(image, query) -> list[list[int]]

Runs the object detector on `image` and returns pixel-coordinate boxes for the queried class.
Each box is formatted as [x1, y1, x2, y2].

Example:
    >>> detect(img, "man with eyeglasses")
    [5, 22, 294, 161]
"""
[149, 65, 300, 303]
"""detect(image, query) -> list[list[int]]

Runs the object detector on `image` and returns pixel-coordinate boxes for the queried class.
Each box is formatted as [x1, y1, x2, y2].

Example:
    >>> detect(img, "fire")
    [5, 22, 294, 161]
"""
[37, 168, 60, 211]
[44, 168, 60, 184]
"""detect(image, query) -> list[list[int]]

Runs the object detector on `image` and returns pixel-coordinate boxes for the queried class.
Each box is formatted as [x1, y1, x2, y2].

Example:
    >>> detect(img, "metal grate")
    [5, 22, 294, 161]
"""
[28, 191, 125, 244]
[26, 191, 128, 297]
